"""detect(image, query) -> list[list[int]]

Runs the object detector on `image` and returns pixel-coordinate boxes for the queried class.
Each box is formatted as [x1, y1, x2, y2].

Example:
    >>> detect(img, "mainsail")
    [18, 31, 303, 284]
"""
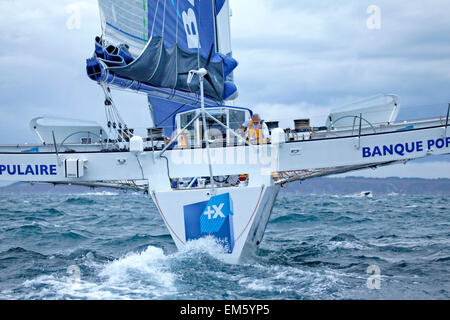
[87, 0, 238, 104]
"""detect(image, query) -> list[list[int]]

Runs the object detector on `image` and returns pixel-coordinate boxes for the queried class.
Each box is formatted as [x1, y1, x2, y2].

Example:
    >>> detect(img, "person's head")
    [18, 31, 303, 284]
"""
[252, 114, 261, 125]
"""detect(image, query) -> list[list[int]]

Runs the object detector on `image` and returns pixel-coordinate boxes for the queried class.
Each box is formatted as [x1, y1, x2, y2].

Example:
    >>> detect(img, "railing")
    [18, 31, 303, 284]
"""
[329, 115, 377, 135]
[445, 103, 449, 136]
[322, 115, 446, 136]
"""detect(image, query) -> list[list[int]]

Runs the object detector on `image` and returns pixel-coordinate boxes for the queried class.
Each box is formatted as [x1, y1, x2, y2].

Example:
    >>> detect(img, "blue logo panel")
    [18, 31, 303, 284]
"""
[184, 193, 235, 253]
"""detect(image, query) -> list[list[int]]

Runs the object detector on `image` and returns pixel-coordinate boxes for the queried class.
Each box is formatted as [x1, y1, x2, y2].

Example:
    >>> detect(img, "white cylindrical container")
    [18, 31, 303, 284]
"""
[130, 136, 144, 153]
[271, 128, 286, 145]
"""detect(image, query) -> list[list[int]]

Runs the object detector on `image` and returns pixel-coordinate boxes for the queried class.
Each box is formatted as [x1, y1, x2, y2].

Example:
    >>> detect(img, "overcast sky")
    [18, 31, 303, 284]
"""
[0, 0, 449, 178]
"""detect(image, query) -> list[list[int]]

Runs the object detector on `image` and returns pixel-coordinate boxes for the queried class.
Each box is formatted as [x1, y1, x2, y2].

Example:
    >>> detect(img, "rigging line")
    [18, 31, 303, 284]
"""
[112, 82, 202, 106]
[150, 0, 160, 40]
[168, 88, 176, 100]
[106, 103, 116, 126]
[104, 98, 112, 123]
[135, 154, 145, 179]
[173, 0, 179, 90]
[197, 0, 201, 70]
[107, 87, 126, 126]
[160, 155, 172, 181]
[101, 84, 114, 124]
[111, 105, 122, 127]
[161, 0, 167, 44]
[107, 107, 116, 132]
[106, 106, 113, 125]
[147, 0, 167, 82]
[102, 84, 127, 137]
[105, 92, 119, 126]
[109, 92, 125, 124]
[186, 79, 199, 101]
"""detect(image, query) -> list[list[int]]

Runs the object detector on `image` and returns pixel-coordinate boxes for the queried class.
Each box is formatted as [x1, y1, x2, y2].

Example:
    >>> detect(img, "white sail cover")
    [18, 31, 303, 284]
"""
[327, 94, 401, 128]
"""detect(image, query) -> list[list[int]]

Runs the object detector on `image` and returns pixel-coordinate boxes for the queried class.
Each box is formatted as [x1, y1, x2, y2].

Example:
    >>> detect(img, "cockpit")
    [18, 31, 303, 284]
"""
[173, 106, 253, 148]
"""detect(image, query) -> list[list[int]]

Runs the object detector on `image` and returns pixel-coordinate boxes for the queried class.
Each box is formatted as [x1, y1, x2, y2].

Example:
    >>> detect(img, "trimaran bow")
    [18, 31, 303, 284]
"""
[1, 0, 449, 262]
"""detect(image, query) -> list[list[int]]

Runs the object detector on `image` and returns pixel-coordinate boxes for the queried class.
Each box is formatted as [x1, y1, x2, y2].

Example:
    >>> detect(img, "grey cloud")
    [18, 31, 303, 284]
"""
[0, 0, 449, 144]
[0, 1, 150, 143]
[231, 0, 450, 118]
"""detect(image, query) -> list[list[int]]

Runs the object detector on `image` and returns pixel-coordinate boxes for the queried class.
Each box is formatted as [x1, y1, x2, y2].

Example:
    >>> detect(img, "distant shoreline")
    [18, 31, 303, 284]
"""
[1, 177, 449, 195]
[281, 177, 450, 195]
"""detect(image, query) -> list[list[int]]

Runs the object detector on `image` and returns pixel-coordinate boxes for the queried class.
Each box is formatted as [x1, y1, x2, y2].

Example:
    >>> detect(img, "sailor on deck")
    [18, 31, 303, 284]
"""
[241, 114, 270, 144]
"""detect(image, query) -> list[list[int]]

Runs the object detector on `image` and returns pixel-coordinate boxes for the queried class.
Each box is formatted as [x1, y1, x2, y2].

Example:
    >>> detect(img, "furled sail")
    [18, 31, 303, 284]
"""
[87, 0, 238, 104]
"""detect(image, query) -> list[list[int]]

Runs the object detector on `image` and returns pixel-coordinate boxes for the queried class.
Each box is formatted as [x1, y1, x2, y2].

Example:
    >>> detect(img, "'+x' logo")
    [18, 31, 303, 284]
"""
[203, 203, 225, 220]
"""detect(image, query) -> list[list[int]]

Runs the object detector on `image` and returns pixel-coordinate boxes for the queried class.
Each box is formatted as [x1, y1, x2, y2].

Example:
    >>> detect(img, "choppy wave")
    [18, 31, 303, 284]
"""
[64, 197, 97, 205]
[80, 192, 120, 196]
[0, 193, 449, 300]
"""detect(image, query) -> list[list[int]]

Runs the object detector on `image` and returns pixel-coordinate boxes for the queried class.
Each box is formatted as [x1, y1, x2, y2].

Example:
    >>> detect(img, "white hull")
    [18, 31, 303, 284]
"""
[0, 117, 449, 261]
[151, 185, 280, 262]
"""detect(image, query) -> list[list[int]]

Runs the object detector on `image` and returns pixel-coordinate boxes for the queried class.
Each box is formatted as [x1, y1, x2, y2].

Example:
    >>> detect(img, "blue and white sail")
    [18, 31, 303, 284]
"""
[87, 0, 238, 104]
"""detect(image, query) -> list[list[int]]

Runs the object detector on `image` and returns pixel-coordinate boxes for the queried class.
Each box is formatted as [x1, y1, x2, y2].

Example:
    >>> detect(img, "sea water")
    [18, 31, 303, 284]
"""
[0, 192, 448, 300]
